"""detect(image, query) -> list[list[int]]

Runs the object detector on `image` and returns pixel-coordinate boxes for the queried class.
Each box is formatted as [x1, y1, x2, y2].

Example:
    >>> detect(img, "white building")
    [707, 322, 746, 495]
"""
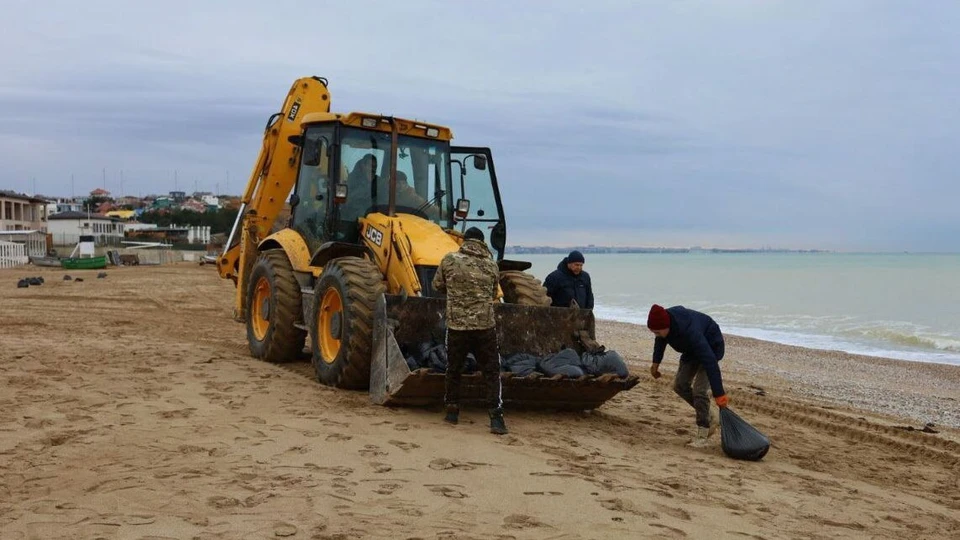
[47, 211, 124, 246]
[45, 197, 85, 217]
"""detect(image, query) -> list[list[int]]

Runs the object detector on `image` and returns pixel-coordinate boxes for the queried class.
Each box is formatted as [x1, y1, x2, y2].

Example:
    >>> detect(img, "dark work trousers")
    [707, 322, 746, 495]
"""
[444, 327, 502, 410]
[675, 342, 724, 429]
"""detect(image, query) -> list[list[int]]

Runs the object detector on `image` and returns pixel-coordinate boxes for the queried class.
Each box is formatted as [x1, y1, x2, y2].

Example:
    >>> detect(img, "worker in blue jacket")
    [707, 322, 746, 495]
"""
[543, 250, 594, 309]
[647, 304, 728, 447]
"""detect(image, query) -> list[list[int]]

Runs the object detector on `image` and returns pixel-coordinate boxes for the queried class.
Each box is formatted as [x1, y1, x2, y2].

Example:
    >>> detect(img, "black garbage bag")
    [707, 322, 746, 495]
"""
[424, 343, 448, 372]
[720, 408, 770, 461]
[580, 350, 629, 377]
[538, 348, 584, 378]
[28, 277, 43, 286]
[404, 354, 420, 371]
[502, 353, 539, 376]
[17, 279, 29, 288]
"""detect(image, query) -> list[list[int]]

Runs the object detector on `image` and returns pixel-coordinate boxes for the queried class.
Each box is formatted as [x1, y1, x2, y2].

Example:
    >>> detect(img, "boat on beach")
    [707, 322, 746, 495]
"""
[61, 255, 108, 270]
[29, 255, 62, 267]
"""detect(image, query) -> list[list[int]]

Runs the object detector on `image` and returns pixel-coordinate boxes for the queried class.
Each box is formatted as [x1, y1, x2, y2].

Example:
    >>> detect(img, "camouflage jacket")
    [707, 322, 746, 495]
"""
[432, 239, 499, 330]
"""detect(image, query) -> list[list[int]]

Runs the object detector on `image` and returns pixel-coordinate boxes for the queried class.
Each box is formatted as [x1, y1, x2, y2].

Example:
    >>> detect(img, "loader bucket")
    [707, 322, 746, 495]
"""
[370, 294, 640, 410]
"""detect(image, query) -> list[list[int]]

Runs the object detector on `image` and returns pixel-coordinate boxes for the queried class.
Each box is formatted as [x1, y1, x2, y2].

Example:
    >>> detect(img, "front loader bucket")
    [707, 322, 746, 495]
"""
[370, 294, 639, 410]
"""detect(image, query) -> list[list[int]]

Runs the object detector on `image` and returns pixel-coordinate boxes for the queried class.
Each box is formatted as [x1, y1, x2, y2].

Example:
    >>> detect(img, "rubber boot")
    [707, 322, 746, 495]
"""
[708, 406, 719, 438]
[688, 426, 711, 448]
[489, 408, 508, 435]
[444, 404, 459, 425]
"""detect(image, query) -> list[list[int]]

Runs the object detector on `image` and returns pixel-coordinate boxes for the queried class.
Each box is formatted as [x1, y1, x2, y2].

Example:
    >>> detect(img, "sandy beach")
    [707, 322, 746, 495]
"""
[1, 263, 958, 539]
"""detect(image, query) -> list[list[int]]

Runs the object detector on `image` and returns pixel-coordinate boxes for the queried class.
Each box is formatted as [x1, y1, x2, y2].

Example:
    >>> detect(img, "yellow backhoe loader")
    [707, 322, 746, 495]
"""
[218, 76, 638, 409]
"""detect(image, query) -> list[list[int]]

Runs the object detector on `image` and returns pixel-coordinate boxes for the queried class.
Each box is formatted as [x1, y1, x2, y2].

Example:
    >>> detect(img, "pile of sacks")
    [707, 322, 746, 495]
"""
[16, 276, 44, 288]
[402, 340, 629, 378]
[501, 348, 629, 378]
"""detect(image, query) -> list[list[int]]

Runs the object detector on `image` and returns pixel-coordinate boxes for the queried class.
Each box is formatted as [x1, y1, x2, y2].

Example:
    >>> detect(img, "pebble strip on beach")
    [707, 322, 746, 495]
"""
[594, 319, 960, 429]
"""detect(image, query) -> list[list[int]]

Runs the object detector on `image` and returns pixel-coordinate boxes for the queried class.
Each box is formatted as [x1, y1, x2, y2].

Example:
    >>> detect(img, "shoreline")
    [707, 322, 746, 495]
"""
[594, 318, 960, 430]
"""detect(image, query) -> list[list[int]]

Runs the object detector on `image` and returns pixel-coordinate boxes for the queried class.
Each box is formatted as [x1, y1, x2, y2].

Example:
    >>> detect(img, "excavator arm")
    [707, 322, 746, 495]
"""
[217, 76, 332, 320]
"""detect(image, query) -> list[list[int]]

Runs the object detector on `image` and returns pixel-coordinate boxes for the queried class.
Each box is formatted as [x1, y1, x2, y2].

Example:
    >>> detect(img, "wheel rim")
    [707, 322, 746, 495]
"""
[251, 276, 271, 341]
[318, 287, 344, 363]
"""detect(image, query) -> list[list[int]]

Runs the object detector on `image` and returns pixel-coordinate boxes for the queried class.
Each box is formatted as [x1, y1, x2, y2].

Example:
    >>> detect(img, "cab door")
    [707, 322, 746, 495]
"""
[450, 147, 506, 260]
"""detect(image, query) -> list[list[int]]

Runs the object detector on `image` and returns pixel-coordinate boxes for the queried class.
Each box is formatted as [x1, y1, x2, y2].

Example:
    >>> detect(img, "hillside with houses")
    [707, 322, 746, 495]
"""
[1, 188, 245, 259]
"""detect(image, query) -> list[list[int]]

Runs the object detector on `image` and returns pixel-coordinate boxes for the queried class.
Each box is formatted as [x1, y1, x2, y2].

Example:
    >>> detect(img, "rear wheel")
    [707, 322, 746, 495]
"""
[312, 257, 385, 389]
[246, 250, 307, 362]
[499, 270, 551, 306]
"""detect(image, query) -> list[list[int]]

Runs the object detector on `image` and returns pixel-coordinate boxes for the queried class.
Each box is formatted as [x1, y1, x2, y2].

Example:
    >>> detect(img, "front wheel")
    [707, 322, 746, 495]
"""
[311, 257, 385, 389]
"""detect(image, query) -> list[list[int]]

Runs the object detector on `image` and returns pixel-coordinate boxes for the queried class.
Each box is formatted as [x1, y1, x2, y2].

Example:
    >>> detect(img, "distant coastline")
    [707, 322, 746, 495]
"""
[505, 245, 832, 254]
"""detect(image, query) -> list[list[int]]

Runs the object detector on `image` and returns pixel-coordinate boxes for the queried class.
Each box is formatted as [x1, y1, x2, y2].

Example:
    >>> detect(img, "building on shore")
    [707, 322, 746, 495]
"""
[46, 210, 125, 247]
[1, 191, 49, 232]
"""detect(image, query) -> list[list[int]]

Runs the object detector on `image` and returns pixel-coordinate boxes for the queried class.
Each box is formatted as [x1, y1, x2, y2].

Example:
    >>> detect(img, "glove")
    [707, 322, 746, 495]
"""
[649, 363, 662, 379]
[715, 394, 729, 408]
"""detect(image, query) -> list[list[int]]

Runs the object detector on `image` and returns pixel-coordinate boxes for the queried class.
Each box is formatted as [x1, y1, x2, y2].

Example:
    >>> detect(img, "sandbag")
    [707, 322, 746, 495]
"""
[410, 342, 478, 374]
[581, 350, 629, 377]
[404, 354, 420, 372]
[424, 343, 449, 372]
[502, 353, 539, 376]
[538, 348, 584, 378]
[720, 408, 770, 461]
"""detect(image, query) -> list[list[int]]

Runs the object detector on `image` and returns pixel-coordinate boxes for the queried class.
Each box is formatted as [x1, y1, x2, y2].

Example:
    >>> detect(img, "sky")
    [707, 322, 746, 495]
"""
[1, 0, 959, 252]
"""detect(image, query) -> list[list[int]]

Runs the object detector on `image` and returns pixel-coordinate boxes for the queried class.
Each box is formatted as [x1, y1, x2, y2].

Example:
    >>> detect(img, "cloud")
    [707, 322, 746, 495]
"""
[1, 1, 959, 251]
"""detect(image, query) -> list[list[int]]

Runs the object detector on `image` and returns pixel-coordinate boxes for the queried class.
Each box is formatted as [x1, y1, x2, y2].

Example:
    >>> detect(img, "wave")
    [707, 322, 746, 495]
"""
[592, 305, 960, 366]
[844, 327, 960, 353]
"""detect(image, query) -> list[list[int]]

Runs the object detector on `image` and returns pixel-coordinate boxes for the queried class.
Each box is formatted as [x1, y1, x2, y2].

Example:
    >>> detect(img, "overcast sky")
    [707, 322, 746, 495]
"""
[2, 1, 958, 251]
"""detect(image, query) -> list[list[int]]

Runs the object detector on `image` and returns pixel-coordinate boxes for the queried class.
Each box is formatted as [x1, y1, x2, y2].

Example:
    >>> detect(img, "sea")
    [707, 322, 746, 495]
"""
[520, 252, 960, 367]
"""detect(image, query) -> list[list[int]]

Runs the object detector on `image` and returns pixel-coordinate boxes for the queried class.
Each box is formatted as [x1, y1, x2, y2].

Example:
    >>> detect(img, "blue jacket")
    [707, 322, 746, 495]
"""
[653, 306, 726, 397]
[544, 257, 594, 309]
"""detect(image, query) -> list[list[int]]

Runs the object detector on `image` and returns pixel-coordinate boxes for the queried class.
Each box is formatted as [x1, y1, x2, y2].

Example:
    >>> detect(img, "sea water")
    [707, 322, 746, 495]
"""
[520, 252, 960, 366]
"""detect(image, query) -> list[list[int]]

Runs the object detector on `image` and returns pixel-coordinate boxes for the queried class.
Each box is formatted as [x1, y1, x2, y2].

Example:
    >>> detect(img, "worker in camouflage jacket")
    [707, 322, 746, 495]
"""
[432, 227, 508, 435]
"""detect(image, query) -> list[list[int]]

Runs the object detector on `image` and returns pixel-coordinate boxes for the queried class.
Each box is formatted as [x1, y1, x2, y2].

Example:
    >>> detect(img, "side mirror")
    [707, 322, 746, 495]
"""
[473, 155, 487, 170]
[289, 193, 301, 208]
[334, 183, 348, 204]
[454, 198, 470, 221]
[490, 221, 506, 254]
[288, 134, 304, 147]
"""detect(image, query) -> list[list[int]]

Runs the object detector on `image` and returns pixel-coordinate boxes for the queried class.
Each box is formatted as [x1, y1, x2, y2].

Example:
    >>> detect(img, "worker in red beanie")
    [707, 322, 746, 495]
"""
[647, 304, 728, 448]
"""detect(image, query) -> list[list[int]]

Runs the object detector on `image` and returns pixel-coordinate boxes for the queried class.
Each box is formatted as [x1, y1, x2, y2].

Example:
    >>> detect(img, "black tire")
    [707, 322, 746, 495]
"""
[311, 257, 385, 389]
[245, 250, 307, 362]
[499, 270, 551, 306]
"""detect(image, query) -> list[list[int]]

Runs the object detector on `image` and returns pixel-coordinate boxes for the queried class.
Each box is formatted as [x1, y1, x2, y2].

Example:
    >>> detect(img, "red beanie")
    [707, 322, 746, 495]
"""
[647, 304, 670, 330]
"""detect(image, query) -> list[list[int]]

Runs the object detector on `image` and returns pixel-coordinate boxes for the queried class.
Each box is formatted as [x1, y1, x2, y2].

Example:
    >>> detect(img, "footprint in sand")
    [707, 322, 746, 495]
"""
[650, 523, 688, 538]
[373, 482, 403, 495]
[427, 485, 468, 498]
[429, 458, 491, 471]
[503, 514, 552, 529]
[326, 433, 353, 442]
[388, 440, 420, 451]
[273, 522, 298, 537]
[207, 496, 241, 509]
[156, 408, 196, 419]
[496, 435, 524, 446]
[359, 444, 387, 458]
[599, 498, 659, 519]
[369, 462, 392, 473]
